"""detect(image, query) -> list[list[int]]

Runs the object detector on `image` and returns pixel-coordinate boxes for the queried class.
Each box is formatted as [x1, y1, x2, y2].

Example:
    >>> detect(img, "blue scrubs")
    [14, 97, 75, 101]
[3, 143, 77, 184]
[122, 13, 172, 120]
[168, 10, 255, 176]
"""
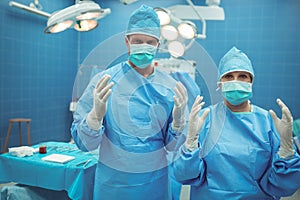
[173, 102, 300, 200]
[71, 62, 183, 200]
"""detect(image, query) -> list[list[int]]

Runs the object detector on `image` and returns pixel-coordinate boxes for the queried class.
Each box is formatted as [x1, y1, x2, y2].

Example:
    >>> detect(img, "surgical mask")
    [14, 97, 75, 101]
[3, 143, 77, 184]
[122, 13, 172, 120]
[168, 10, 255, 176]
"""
[129, 43, 157, 69]
[220, 80, 252, 106]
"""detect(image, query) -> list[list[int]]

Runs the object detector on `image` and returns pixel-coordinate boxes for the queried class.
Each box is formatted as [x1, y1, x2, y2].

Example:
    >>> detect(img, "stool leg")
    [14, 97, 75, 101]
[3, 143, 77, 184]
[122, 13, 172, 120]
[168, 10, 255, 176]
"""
[3, 122, 13, 153]
[18, 122, 22, 146]
[27, 122, 31, 146]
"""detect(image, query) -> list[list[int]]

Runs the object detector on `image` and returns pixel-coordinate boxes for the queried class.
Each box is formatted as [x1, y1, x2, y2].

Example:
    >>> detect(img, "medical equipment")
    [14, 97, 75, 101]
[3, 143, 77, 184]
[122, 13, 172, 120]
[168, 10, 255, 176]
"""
[8, 0, 111, 34]
[76, 159, 92, 167]
[8, 146, 36, 157]
[155, 0, 225, 58]
[154, 58, 196, 80]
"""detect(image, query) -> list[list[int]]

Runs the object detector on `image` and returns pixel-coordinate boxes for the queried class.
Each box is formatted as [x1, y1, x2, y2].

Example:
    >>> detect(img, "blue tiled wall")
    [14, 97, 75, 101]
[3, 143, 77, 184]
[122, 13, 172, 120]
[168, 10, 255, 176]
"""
[1, 0, 300, 151]
[0, 0, 78, 151]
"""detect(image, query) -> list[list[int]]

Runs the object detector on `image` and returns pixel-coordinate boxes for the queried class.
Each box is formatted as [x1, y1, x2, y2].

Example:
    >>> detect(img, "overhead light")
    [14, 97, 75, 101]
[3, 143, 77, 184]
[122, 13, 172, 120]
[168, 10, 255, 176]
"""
[44, 0, 111, 34]
[48, 20, 73, 33]
[74, 19, 98, 32]
[168, 41, 185, 58]
[154, 7, 171, 26]
[155, 7, 199, 58]
[178, 21, 197, 39]
[154, 1, 224, 58]
[161, 25, 178, 41]
[168, 0, 225, 21]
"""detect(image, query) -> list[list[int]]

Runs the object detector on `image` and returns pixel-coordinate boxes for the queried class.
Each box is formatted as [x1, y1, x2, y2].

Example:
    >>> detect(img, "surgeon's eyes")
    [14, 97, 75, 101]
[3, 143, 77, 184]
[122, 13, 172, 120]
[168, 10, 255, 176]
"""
[238, 74, 251, 80]
[146, 40, 158, 46]
[131, 39, 143, 44]
[223, 74, 234, 80]
[130, 39, 158, 46]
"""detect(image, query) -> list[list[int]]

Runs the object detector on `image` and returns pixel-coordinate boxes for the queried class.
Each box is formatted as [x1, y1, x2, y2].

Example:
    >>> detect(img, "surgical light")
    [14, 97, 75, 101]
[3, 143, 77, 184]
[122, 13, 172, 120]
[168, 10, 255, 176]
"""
[178, 21, 197, 39]
[74, 19, 98, 32]
[155, 7, 199, 58]
[76, 11, 101, 20]
[168, 41, 185, 58]
[49, 20, 73, 33]
[161, 25, 178, 41]
[154, 8, 170, 26]
[44, 0, 110, 34]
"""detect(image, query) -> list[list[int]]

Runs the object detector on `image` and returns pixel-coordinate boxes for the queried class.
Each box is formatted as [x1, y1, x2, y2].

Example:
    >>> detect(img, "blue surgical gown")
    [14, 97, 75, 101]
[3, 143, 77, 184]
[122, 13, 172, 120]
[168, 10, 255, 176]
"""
[71, 62, 184, 200]
[173, 102, 300, 200]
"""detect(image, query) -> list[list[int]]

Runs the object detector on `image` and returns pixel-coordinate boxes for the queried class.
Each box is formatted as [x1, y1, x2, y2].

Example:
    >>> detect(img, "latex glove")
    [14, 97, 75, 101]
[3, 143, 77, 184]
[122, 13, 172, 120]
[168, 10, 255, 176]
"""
[185, 96, 210, 151]
[172, 82, 188, 131]
[269, 98, 294, 159]
[87, 74, 114, 130]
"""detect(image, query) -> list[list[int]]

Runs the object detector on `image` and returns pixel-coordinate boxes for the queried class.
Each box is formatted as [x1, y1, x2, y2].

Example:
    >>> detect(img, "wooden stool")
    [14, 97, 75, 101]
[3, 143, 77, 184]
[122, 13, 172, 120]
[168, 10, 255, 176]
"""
[2, 118, 32, 153]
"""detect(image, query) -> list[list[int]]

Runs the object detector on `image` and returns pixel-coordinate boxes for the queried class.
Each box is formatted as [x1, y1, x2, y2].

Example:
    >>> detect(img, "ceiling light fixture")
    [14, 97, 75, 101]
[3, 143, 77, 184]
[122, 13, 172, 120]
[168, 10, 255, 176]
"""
[9, 0, 110, 34]
[154, 7, 200, 58]
[161, 25, 178, 41]
[154, 7, 171, 26]
[44, 0, 111, 34]
[154, 0, 224, 58]
[177, 21, 197, 39]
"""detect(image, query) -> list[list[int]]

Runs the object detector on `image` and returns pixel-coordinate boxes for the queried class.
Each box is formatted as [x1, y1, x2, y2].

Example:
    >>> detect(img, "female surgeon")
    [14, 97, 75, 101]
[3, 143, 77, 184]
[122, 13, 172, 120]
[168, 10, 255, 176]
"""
[173, 46, 300, 199]
[71, 5, 188, 200]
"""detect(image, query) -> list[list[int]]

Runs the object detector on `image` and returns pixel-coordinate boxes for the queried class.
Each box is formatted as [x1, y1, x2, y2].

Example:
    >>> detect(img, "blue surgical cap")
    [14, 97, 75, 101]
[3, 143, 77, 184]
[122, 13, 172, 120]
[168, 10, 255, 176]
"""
[126, 5, 161, 40]
[218, 46, 254, 81]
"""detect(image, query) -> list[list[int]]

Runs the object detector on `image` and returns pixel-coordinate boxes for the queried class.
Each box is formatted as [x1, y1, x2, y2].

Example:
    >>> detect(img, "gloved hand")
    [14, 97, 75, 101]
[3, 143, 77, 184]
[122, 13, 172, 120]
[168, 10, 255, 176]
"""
[87, 74, 114, 130]
[172, 82, 188, 131]
[185, 96, 210, 151]
[269, 98, 294, 159]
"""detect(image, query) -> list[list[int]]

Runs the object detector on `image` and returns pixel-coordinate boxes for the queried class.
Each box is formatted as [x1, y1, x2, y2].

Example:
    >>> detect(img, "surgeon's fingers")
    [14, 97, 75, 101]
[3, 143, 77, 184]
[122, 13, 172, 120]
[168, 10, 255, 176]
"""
[269, 109, 278, 123]
[276, 98, 293, 122]
[176, 82, 188, 97]
[173, 95, 182, 108]
[101, 85, 113, 102]
[173, 82, 187, 106]
[96, 82, 114, 101]
[95, 75, 111, 93]
[94, 75, 113, 101]
[190, 96, 205, 118]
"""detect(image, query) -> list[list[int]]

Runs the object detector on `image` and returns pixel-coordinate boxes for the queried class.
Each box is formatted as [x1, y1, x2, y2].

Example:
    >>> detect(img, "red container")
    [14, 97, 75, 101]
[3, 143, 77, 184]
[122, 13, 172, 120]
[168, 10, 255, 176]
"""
[39, 146, 47, 154]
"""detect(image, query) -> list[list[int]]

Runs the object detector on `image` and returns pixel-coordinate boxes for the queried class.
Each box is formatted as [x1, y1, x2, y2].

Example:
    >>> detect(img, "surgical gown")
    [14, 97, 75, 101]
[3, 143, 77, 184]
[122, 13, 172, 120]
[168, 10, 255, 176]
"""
[173, 102, 300, 200]
[71, 62, 184, 200]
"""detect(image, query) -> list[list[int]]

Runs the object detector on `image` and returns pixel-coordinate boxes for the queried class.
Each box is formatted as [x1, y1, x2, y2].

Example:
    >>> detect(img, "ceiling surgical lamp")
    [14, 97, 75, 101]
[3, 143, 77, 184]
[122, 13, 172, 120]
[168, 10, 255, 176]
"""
[155, 7, 171, 26]
[8, 0, 110, 34]
[44, 0, 111, 34]
[154, 0, 224, 58]
[154, 7, 201, 58]
[177, 21, 198, 40]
